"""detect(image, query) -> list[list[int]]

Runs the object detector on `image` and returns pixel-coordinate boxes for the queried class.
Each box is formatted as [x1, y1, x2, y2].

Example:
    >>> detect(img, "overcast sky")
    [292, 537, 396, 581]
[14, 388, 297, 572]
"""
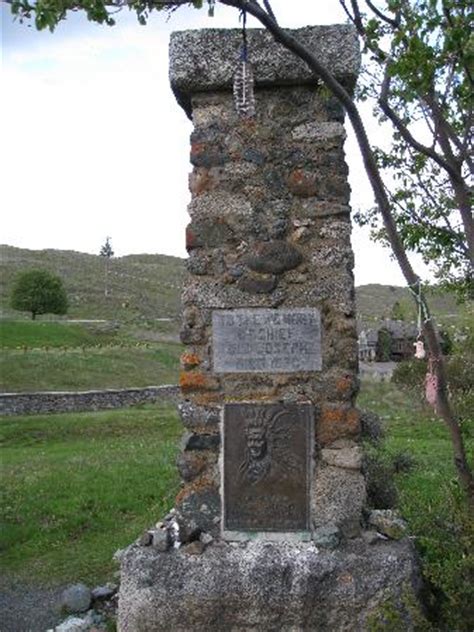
[1, 1, 430, 286]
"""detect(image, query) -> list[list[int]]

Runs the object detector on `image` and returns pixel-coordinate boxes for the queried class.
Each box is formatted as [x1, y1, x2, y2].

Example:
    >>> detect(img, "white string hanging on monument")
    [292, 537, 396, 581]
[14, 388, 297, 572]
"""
[233, 10, 256, 118]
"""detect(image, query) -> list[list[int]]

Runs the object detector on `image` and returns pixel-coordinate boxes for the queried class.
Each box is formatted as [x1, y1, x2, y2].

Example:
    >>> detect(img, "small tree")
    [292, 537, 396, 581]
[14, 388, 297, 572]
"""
[390, 300, 406, 321]
[10, 269, 68, 320]
[100, 236, 114, 259]
[376, 328, 393, 362]
[99, 236, 114, 297]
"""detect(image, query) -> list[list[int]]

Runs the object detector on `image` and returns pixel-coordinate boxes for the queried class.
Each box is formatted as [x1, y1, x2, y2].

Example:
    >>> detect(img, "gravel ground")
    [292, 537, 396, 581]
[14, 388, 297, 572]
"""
[0, 578, 65, 632]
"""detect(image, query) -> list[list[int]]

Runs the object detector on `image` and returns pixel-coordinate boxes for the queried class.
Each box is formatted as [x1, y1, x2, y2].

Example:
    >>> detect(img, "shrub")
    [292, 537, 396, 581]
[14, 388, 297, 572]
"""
[360, 409, 385, 445]
[392, 354, 473, 423]
[392, 451, 416, 474]
[392, 358, 427, 391]
[363, 449, 398, 510]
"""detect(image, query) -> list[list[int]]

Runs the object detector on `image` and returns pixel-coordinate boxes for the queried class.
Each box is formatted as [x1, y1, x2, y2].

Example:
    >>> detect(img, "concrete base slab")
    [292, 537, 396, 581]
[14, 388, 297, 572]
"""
[118, 537, 425, 631]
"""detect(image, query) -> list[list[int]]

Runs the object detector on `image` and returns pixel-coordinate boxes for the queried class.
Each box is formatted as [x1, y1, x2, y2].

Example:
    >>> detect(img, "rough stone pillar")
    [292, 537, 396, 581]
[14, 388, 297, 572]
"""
[118, 27, 425, 632]
[171, 25, 364, 540]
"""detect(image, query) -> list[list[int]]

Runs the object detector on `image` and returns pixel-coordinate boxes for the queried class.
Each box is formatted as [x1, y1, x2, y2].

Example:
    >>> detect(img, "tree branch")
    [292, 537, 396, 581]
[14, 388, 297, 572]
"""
[389, 190, 468, 259]
[442, 0, 474, 86]
[379, 67, 463, 184]
[261, 0, 277, 24]
[424, 93, 474, 172]
[365, 0, 399, 27]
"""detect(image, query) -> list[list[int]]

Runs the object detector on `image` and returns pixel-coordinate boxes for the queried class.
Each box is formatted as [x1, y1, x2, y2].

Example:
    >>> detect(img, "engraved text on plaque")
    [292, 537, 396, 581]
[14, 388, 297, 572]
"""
[213, 308, 321, 373]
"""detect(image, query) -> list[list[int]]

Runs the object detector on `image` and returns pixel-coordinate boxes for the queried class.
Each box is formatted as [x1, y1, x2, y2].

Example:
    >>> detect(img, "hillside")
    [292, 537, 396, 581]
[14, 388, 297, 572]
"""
[355, 283, 466, 327]
[0, 245, 186, 323]
[0, 245, 468, 327]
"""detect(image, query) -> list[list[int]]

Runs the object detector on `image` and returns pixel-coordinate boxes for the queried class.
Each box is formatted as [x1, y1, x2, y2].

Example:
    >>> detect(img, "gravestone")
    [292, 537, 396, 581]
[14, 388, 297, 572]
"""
[118, 26, 424, 631]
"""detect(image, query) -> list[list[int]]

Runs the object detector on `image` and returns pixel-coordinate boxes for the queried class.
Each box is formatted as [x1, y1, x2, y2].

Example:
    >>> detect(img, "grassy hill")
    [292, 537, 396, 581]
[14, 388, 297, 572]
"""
[355, 283, 470, 328]
[0, 245, 186, 323]
[1, 245, 469, 328]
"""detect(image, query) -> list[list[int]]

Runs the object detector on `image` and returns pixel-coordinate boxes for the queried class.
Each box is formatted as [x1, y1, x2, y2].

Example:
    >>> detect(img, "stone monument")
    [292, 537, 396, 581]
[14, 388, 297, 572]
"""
[118, 26, 424, 631]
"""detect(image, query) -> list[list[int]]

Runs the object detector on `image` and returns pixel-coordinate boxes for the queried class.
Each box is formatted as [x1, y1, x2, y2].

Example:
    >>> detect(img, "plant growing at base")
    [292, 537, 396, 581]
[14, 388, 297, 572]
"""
[10, 269, 68, 320]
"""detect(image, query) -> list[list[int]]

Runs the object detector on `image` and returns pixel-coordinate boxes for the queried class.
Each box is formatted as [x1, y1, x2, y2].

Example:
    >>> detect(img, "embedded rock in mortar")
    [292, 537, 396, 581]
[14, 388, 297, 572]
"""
[245, 240, 303, 275]
[177, 452, 210, 482]
[186, 219, 235, 250]
[178, 401, 220, 430]
[237, 272, 278, 294]
[311, 464, 366, 537]
[176, 485, 221, 539]
[181, 431, 220, 452]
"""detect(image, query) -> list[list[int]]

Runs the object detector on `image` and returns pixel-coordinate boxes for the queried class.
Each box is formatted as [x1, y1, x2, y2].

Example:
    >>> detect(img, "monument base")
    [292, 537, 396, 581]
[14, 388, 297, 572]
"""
[118, 538, 426, 631]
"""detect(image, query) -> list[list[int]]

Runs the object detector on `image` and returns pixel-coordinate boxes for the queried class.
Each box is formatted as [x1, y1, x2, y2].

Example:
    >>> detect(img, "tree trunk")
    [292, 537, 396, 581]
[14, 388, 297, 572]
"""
[104, 258, 110, 298]
[451, 177, 474, 267]
[32, 312, 36, 320]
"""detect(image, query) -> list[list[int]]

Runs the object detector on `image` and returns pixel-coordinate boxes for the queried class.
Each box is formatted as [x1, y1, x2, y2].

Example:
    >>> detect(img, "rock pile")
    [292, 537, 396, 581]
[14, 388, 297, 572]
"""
[46, 582, 117, 632]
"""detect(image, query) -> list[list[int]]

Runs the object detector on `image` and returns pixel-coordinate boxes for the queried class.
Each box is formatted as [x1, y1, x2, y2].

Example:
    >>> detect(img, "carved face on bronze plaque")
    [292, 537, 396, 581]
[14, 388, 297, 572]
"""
[223, 403, 313, 533]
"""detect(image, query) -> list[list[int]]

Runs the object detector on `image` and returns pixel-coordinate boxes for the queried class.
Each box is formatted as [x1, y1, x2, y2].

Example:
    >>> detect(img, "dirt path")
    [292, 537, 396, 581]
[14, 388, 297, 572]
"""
[359, 361, 396, 381]
[0, 578, 65, 632]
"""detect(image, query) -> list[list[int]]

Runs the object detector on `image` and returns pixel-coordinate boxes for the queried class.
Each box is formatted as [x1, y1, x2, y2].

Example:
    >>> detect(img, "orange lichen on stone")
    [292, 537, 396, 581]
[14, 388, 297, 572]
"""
[337, 572, 354, 585]
[190, 142, 205, 158]
[317, 405, 360, 446]
[241, 118, 257, 132]
[175, 475, 216, 505]
[177, 452, 210, 483]
[194, 392, 222, 406]
[287, 169, 318, 197]
[346, 408, 360, 427]
[335, 375, 353, 397]
[272, 375, 292, 388]
[181, 352, 201, 370]
[222, 392, 274, 403]
[179, 371, 218, 392]
[189, 169, 214, 196]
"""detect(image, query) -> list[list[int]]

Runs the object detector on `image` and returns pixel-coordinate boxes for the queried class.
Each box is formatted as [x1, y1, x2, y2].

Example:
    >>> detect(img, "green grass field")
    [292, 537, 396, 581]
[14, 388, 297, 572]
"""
[359, 381, 474, 630]
[0, 403, 181, 584]
[0, 320, 182, 392]
[0, 320, 118, 349]
[1, 344, 181, 392]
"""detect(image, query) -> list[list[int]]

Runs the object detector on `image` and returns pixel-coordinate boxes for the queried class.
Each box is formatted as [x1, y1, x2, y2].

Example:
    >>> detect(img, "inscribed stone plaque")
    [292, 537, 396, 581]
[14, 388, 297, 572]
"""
[223, 403, 313, 532]
[213, 308, 321, 373]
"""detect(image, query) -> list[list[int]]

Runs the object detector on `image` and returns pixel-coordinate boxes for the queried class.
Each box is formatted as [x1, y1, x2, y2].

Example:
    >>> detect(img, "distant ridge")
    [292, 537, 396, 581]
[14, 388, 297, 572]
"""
[355, 282, 462, 325]
[0, 245, 462, 325]
[0, 244, 186, 322]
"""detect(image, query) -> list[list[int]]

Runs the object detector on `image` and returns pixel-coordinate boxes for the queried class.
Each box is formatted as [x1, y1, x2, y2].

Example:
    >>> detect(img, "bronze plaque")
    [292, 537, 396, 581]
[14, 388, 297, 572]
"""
[223, 403, 313, 532]
[213, 308, 322, 373]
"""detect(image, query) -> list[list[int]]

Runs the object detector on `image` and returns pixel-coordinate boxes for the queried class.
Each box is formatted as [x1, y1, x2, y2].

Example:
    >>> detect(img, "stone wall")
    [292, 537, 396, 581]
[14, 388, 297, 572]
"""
[170, 26, 364, 539]
[0, 385, 179, 416]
